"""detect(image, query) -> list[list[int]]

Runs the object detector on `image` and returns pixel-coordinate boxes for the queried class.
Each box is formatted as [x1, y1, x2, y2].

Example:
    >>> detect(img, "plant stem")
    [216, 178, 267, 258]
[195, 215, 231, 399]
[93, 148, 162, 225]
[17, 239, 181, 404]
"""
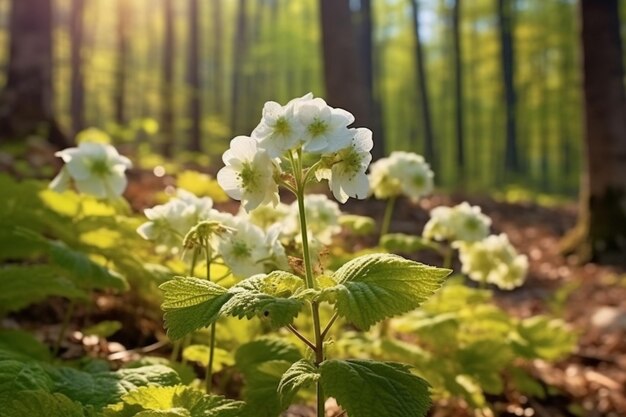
[442, 245, 453, 270]
[287, 324, 316, 351]
[320, 313, 338, 340]
[204, 237, 216, 394]
[379, 197, 396, 244]
[53, 299, 75, 356]
[317, 382, 325, 417]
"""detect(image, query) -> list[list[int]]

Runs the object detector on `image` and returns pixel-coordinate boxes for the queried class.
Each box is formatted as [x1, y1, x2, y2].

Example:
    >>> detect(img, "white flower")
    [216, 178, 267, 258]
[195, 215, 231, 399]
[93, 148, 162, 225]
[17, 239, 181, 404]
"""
[239, 202, 291, 230]
[368, 151, 434, 201]
[295, 97, 354, 153]
[251, 94, 311, 158]
[217, 136, 280, 211]
[136, 189, 214, 251]
[454, 233, 528, 290]
[218, 218, 286, 278]
[50, 142, 132, 199]
[423, 202, 491, 243]
[318, 128, 372, 203]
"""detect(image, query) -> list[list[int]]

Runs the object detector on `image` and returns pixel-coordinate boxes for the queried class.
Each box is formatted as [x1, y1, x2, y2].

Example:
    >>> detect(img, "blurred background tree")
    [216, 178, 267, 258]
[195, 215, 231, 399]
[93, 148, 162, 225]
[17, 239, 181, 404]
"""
[0, 0, 625, 239]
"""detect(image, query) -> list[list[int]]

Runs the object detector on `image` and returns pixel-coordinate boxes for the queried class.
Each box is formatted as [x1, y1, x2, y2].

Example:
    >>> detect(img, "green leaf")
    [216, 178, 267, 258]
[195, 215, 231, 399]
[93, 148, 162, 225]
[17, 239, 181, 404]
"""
[83, 320, 122, 338]
[235, 338, 302, 417]
[380, 233, 439, 253]
[103, 385, 244, 417]
[48, 240, 128, 291]
[327, 253, 450, 329]
[277, 359, 319, 404]
[0, 390, 86, 417]
[339, 214, 376, 235]
[512, 316, 576, 360]
[220, 272, 305, 328]
[182, 345, 234, 373]
[160, 277, 232, 341]
[48, 364, 181, 410]
[0, 360, 53, 403]
[320, 359, 431, 417]
[0, 265, 86, 314]
[0, 329, 52, 362]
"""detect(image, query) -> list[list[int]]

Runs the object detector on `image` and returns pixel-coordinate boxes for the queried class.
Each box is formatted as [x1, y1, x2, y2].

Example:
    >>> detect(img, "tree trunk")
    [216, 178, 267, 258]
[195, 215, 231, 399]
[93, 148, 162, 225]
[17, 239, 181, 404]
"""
[114, 0, 129, 125]
[186, 0, 202, 152]
[319, 0, 379, 158]
[0, 0, 68, 146]
[562, 0, 626, 263]
[410, 0, 436, 166]
[211, 0, 224, 118]
[69, 0, 85, 137]
[230, 0, 247, 135]
[498, 0, 519, 174]
[161, 0, 175, 157]
[451, 0, 464, 179]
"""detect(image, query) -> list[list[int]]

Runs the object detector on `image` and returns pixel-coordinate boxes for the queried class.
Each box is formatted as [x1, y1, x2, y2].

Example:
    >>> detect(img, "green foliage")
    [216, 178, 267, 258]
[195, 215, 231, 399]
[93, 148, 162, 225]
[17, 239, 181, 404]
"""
[182, 345, 234, 373]
[160, 277, 232, 340]
[235, 338, 302, 417]
[512, 315, 576, 360]
[277, 359, 319, 404]
[0, 360, 53, 403]
[103, 385, 244, 417]
[0, 330, 52, 362]
[380, 233, 439, 253]
[339, 214, 376, 235]
[320, 359, 431, 417]
[0, 390, 86, 417]
[324, 253, 450, 329]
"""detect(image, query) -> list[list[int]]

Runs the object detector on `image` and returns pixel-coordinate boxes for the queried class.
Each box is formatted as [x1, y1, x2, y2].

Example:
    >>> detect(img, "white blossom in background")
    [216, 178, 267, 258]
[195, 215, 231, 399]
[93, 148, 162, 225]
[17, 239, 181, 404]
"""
[368, 151, 434, 201]
[295, 97, 354, 153]
[239, 202, 291, 230]
[251, 94, 311, 158]
[217, 136, 280, 211]
[136, 189, 214, 251]
[50, 142, 132, 199]
[423, 202, 492, 243]
[218, 219, 285, 278]
[454, 233, 528, 290]
[317, 128, 373, 203]
[284, 194, 342, 245]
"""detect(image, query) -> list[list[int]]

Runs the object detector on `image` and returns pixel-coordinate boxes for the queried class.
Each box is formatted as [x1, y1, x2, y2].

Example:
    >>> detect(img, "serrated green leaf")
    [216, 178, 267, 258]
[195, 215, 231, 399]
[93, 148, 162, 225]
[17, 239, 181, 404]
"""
[277, 359, 319, 404]
[103, 385, 244, 417]
[0, 390, 86, 417]
[48, 364, 180, 410]
[0, 265, 86, 314]
[221, 272, 305, 328]
[512, 316, 576, 360]
[0, 329, 52, 362]
[0, 360, 53, 403]
[320, 359, 431, 417]
[160, 277, 232, 340]
[235, 338, 302, 417]
[328, 253, 450, 329]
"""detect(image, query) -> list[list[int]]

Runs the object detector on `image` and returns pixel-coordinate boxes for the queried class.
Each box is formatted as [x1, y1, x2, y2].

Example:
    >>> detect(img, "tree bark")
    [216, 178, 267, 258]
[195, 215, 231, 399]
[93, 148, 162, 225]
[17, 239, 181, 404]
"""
[70, 0, 86, 137]
[410, 0, 436, 166]
[114, 0, 129, 125]
[230, 0, 247, 135]
[186, 0, 202, 151]
[161, 0, 175, 157]
[562, 0, 626, 263]
[319, 0, 379, 158]
[211, 0, 224, 118]
[451, 0, 464, 178]
[0, 0, 68, 146]
[498, 0, 519, 174]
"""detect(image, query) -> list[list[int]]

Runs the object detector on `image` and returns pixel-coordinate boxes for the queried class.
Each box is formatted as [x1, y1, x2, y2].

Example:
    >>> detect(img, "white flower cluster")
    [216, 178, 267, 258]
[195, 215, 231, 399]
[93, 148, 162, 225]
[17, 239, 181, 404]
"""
[368, 151, 434, 201]
[50, 141, 132, 199]
[454, 233, 529, 290]
[217, 93, 373, 209]
[423, 202, 492, 243]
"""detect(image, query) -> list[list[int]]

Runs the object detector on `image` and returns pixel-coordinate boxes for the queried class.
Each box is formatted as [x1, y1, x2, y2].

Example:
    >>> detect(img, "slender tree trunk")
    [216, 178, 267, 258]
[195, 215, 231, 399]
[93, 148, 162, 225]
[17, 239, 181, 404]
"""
[70, 0, 85, 137]
[230, 0, 247, 135]
[562, 0, 626, 263]
[319, 0, 379, 157]
[451, 0, 464, 179]
[114, 0, 129, 125]
[161, 0, 175, 157]
[0, 0, 68, 146]
[410, 0, 436, 166]
[211, 0, 224, 118]
[186, 0, 202, 151]
[498, 0, 519, 174]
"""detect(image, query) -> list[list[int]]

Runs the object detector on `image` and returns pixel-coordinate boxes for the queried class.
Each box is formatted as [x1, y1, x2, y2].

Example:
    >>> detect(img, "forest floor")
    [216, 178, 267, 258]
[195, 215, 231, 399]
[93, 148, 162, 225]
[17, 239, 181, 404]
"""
[7, 166, 626, 417]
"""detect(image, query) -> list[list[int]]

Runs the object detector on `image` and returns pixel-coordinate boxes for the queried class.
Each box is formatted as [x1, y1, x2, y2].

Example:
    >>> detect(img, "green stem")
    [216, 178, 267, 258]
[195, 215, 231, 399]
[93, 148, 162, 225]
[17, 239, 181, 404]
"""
[170, 340, 181, 362]
[443, 246, 453, 270]
[53, 299, 76, 357]
[317, 382, 325, 417]
[379, 197, 396, 245]
[203, 237, 216, 393]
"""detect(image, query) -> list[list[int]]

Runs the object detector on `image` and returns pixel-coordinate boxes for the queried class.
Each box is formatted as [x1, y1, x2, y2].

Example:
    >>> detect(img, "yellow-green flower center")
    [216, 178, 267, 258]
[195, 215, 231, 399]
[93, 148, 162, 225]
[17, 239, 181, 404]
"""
[274, 117, 291, 136]
[308, 119, 328, 137]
